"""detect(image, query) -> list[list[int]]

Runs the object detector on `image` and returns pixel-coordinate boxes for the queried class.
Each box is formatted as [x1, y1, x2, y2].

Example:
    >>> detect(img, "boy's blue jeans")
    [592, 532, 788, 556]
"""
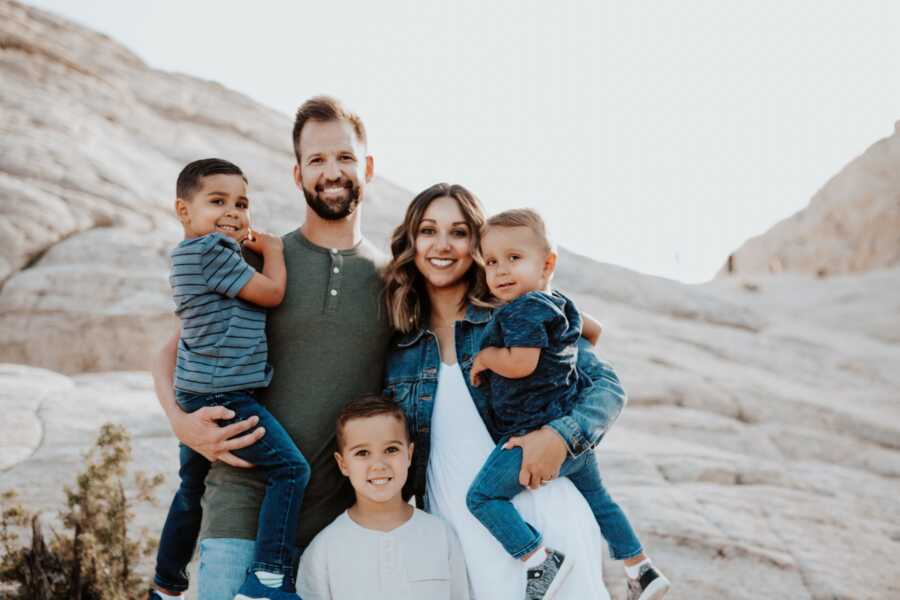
[466, 438, 643, 561]
[153, 390, 310, 593]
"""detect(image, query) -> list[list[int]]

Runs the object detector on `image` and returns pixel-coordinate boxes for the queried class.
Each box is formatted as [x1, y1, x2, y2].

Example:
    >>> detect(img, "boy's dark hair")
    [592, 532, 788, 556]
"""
[176, 158, 248, 200]
[292, 95, 367, 165]
[335, 394, 408, 452]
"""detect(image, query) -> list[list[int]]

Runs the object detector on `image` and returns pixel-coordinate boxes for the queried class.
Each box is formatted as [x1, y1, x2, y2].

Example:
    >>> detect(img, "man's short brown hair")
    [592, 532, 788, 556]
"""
[292, 95, 367, 164]
[335, 394, 408, 452]
[483, 208, 553, 254]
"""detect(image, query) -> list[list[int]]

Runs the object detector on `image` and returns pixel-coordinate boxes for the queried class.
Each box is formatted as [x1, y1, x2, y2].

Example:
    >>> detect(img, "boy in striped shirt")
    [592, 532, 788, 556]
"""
[152, 158, 308, 600]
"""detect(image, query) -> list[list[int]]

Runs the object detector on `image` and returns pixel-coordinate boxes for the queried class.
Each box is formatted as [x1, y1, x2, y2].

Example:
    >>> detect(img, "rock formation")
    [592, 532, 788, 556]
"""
[718, 122, 900, 278]
[1, 2, 898, 599]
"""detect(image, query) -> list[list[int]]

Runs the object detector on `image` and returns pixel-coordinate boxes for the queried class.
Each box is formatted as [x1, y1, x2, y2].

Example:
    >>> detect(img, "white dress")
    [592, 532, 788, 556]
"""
[426, 363, 610, 600]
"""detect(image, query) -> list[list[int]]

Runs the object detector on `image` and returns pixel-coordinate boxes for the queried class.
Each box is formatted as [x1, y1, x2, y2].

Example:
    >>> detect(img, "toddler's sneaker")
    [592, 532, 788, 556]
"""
[233, 571, 296, 600]
[525, 548, 574, 600]
[626, 563, 670, 600]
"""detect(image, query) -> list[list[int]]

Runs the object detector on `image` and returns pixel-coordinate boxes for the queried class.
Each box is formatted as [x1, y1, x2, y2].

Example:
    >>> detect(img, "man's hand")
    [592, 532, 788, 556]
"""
[469, 350, 491, 387]
[504, 427, 568, 490]
[171, 405, 265, 468]
[242, 229, 283, 255]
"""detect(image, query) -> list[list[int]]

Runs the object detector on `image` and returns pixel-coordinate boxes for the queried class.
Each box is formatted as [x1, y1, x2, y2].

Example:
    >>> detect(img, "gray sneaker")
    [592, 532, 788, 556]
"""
[525, 548, 574, 600]
[626, 563, 671, 600]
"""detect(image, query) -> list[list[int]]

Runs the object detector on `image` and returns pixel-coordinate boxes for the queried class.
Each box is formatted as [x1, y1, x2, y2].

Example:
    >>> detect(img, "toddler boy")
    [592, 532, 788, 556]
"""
[297, 395, 470, 600]
[467, 208, 670, 600]
[151, 158, 310, 600]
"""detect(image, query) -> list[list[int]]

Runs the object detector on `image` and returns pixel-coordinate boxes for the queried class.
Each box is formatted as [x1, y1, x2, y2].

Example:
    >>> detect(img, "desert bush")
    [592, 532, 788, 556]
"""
[0, 423, 164, 599]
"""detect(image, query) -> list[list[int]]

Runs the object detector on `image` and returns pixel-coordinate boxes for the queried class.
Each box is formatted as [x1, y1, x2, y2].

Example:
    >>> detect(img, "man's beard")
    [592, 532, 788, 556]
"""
[303, 180, 362, 221]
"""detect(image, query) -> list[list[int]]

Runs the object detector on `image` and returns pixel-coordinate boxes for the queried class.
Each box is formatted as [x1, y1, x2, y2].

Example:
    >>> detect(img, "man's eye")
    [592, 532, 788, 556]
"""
[308, 158, 322, 165]
[340, 154, 356, 162]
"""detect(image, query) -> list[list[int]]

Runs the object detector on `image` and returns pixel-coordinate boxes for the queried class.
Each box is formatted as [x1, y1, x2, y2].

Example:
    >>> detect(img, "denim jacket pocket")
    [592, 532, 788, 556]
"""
[385, 382, 417, 432]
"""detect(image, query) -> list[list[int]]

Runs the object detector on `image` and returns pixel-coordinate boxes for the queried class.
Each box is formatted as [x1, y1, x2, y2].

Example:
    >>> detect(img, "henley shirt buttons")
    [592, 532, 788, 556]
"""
[330, 289, 338, 296]
[330, 248, 338, 254]
[333, 267, 340, 273]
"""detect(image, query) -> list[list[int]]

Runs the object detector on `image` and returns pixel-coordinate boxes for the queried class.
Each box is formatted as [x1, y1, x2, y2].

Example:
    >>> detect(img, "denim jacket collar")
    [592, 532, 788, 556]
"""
[395, 303, 493, 348]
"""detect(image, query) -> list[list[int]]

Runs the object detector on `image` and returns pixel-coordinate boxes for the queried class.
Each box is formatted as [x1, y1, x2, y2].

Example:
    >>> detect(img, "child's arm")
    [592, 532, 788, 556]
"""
[447, 525, 472, 600]
[238, 230, 286, 308]
[469, 346, 541, 387]
[581, 312, 603, 346]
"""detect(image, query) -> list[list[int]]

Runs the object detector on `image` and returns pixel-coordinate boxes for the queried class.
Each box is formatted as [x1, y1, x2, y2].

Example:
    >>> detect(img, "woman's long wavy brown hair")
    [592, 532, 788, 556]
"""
[383, 183, 491, 334]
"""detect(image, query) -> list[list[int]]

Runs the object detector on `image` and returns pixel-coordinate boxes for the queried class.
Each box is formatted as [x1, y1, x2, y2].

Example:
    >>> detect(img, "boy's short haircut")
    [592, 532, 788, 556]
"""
[335, 394, 409, 452]
[292, 95, 367, 164]
[484, 208, 553, 254]
[176, 158, 247, 201]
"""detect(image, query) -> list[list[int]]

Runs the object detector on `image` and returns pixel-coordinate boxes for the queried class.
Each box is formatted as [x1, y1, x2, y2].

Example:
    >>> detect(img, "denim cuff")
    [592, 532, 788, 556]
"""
[546, 416, 594, 458]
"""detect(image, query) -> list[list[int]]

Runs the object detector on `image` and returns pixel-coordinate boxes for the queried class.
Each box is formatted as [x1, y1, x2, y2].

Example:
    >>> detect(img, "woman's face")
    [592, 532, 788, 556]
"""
[413, 195, 475, 292]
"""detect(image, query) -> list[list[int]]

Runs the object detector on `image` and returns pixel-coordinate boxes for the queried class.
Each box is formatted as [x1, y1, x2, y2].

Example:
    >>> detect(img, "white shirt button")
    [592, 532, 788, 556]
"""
[330, 248, 338, 254]
[330, 289, 338, 296]
[333, 267, 340, 274]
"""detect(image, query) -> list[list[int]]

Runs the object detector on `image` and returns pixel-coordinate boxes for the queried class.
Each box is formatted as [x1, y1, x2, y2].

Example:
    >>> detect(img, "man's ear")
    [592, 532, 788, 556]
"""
[542, 251, 558, 281]
[334, 451, 348, 477]
[365, 155, 374, 183]
[175, 198, 190, 225]
[293, 163, 303, 190]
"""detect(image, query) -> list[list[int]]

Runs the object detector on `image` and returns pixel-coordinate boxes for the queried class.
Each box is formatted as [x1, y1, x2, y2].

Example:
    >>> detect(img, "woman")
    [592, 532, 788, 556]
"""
[383, 183, 625, 599]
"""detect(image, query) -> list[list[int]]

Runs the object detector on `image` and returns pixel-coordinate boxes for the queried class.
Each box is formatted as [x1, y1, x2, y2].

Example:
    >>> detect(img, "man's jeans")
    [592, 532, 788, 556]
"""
[466, 440, 643, 561]
[153, 390, 311, 593]
[196, 538, 306, 600]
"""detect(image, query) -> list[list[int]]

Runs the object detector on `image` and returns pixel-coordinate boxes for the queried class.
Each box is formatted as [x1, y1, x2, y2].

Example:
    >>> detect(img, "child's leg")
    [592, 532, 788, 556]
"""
[154, 443, 211, 593]
[559, 451, 643, 561]
[222, 392, 311, 589]
[466, 441, 543, 560]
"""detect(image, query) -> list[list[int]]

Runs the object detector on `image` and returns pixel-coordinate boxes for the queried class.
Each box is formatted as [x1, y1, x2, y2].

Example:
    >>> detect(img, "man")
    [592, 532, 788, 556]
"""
[152, 96, 391, 599]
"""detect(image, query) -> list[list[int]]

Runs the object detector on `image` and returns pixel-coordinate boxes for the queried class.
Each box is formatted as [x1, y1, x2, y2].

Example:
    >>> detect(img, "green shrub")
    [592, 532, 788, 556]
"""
[1, 423, 164, 599]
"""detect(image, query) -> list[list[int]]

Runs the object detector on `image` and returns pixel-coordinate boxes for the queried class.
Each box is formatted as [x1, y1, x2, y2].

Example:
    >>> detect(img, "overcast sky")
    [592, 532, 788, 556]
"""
[26, 1, 900, 283]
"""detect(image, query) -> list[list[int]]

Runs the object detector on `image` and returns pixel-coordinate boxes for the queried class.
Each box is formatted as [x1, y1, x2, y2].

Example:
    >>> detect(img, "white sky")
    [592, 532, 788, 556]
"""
[26, 1, 900, 283]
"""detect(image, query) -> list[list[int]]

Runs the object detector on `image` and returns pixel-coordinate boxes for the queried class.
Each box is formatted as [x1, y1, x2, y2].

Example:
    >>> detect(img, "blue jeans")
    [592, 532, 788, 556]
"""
[153, 390, 311, 592]
[466, 440, 643, 561]
[196, 538, 306, 600]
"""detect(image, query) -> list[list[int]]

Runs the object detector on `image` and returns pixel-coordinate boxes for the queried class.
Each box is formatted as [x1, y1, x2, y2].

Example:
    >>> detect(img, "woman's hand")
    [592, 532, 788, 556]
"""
[170, 405, 265, 468]
[503, 427, 568, 490]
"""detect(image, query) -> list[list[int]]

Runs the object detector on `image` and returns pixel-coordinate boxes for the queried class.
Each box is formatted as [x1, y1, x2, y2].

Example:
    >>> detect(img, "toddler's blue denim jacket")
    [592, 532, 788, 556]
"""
[383, 303, 627, 508]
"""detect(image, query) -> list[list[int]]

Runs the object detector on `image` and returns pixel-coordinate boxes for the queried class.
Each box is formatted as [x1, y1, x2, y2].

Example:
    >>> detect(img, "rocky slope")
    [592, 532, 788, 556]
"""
[1, 2, 898, 599]
[718, 122, 900, 278]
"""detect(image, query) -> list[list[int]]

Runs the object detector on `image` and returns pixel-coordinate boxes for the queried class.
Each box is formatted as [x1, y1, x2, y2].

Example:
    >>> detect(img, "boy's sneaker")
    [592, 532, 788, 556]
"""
[147, 592, 163, 600]
[525, 548, 574, 600]
[626, 563, 670, 600]
[233, 571, 296, 600]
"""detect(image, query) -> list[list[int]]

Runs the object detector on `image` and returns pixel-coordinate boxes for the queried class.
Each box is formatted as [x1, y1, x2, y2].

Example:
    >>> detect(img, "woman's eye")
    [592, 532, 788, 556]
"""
[419, 227, 436, 235]
[451, 229, 468, 238]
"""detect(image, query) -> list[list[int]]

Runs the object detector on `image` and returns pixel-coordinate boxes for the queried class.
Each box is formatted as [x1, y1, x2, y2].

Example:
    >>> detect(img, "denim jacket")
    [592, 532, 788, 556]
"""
[383, 303, 628, 508]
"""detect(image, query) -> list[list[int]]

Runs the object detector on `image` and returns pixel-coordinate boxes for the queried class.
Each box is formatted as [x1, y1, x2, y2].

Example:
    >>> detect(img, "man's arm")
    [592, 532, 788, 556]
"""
[153, 329, 264, 466]
[503, 338, 626, 488]
[469, 346, 541, 386]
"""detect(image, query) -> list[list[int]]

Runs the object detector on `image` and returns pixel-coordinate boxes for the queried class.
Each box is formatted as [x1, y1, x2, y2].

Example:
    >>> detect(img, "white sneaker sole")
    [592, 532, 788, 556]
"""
[234, 595, 272, 600]
[542, 554, 575, 600]
[638, 576, 671, 600]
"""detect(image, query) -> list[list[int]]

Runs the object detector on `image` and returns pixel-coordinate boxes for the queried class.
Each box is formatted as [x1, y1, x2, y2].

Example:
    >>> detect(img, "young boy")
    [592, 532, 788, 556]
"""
[467, 209, 671, 600]
[151, 158, 310, 600]
[297, 395, 470, 600]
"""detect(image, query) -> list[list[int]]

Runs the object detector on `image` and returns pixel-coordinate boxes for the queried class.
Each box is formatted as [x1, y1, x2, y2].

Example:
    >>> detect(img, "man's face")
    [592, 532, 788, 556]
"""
[293, 119, 373, 221]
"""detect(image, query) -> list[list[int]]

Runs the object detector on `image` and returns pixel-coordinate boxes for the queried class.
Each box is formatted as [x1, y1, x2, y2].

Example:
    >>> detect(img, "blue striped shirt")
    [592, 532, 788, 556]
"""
[170, 232, 272, 393]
